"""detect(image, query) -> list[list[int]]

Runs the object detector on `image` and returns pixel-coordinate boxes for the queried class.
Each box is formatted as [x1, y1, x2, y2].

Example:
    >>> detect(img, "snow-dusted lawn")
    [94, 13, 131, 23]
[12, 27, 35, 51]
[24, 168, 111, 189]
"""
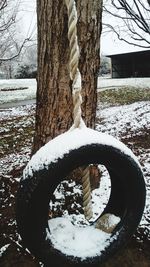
[96, 101, 150, 139]
[0, 77, 150, 106]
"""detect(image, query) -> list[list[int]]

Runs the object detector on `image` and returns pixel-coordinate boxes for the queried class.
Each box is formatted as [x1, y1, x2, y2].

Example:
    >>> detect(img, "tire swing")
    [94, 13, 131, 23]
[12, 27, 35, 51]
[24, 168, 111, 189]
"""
[16, 0, 146, 266]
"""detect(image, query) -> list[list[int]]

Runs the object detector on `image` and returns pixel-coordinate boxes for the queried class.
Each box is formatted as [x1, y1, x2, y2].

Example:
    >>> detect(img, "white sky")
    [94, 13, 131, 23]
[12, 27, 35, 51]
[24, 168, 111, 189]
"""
[18, 1, 36, 39]
[100, 31, 147, 56]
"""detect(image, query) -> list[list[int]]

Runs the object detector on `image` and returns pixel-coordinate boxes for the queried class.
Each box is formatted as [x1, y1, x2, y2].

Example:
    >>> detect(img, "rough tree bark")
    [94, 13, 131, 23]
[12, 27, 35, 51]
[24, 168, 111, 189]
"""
[33, 0, 103, 153]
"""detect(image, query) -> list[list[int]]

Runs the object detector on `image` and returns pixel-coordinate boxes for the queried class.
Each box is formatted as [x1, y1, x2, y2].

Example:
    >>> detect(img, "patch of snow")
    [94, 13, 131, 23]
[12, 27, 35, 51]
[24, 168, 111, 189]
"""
[137, 149, 150, 230]
[0, 150, 31, 179]
[0, 106, 32, 121]
[106, 214, 120, 227]
[0, 79, 36, 104]
[98, 77, 150, 90]
[0, 244, 10, 257]
[91, 166, 111, 220]
[96, 101, 150, 139]
[23, 127, 140, 180]
[46, 217, 116, 260]
[0, 79, 35, 88]
[54, 190, 65, 200]
[0, 103, 35, 121]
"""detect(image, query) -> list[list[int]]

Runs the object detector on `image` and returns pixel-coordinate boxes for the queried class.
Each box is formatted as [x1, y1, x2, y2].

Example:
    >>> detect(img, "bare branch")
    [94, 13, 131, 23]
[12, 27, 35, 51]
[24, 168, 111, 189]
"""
[0, 0, 7, 11]
[103, 22, 150, 48]
[103, 0, 150, 48]
[0, 38, 32, 62]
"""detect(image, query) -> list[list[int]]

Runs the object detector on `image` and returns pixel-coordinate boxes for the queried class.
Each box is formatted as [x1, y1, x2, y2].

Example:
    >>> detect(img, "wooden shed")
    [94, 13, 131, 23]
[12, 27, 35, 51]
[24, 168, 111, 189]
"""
[107, 50, 150, 78]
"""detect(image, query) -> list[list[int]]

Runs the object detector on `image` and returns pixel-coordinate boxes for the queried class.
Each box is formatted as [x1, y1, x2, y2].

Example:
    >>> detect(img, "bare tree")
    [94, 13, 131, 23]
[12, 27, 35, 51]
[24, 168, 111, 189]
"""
[103, 0, 150, 48]
[0, 0, 36, 62]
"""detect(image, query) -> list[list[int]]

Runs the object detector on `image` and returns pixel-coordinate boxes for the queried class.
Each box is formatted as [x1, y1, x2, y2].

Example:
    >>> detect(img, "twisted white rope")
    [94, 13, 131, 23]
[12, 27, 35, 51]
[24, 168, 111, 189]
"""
[81, 166, 93, 220]
[65, 0, 93, 220]
[65, 0, 83, 129]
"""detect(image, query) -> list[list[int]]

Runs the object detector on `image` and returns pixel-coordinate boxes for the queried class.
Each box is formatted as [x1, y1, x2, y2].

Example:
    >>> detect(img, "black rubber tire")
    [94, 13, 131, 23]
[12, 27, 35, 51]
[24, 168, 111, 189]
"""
[16, 142, 146, 267]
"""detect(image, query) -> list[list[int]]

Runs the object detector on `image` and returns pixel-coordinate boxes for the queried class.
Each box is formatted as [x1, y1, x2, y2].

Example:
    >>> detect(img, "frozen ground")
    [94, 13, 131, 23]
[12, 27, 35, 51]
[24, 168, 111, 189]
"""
[0, 79, 150, 266]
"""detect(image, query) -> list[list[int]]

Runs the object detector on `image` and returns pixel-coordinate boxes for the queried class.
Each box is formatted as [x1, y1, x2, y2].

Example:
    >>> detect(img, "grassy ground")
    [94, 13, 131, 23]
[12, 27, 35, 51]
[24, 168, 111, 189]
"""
[0, 87, 150, 266]
[98, 87, 150, 107]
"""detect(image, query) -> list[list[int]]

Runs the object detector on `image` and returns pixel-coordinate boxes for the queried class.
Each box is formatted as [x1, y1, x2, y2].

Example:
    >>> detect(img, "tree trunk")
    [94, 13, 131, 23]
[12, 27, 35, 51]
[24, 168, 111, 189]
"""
[33, 0, 102, 153]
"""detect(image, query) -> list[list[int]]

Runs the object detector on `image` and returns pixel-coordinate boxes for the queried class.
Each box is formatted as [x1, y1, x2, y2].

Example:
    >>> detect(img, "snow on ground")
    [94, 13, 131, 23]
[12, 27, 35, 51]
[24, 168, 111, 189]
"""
[98, 77, 150, 90]
[0, 77, 150, 106]
[138, 149, 150, 235]
[0, 151, 30, 181]
[0, 104, 34, 175]
[0, 79, 36, 104]
[0, 79, 36, 90]
[96, 101, 150, 139]
[0, 244, 10, 257]
[0, 104, 33, 120]
[46, 217, 112, 259]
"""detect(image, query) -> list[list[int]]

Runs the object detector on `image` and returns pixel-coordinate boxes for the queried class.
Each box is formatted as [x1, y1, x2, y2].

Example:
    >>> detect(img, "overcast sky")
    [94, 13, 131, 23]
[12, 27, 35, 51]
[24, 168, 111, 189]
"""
[18, 1, 36, 39]
[100, 25, 148, 56]
[100, 31, 146, 56]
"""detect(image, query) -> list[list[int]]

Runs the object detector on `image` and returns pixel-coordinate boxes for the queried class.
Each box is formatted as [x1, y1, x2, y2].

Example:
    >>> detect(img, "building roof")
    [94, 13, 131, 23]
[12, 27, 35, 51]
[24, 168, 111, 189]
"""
[106, 49, 150, 58]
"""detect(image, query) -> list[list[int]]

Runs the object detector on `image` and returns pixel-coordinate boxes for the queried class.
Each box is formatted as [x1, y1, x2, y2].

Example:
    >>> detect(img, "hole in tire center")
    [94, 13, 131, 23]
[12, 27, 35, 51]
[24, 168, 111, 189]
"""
[48, 164, 111, 226]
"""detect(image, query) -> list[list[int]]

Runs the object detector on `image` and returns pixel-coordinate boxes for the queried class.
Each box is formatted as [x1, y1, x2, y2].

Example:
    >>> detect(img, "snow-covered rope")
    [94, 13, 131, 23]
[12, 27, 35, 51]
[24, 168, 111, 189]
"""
[65, 0, 93, 220]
